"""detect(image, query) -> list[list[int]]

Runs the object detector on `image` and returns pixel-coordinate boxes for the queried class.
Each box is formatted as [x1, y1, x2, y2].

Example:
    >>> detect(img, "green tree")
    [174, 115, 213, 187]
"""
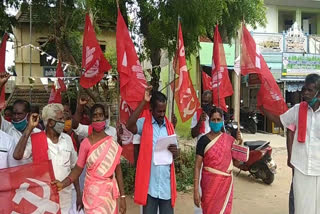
[135, 0, 266, 89]
[2, 0, 266, 92]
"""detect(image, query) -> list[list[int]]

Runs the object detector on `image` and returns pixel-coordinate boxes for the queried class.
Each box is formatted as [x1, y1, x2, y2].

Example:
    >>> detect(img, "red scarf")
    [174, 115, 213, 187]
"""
[70, 132, 78, 152]
[196, 108, 205, 134]
[31, 131, 49, 163]
[134, 110, 177, 207]
[298, 101, 308, 143]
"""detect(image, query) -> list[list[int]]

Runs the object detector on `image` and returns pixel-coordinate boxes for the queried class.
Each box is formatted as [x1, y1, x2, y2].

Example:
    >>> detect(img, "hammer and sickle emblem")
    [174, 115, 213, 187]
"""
[11, 178, 60, 214]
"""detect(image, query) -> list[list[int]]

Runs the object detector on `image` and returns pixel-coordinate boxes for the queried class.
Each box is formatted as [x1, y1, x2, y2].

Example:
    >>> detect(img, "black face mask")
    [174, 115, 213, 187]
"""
[202, 104, 211, 115]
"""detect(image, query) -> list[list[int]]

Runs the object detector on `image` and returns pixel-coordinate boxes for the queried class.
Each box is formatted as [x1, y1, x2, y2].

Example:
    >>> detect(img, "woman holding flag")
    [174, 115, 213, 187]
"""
[52, 104, 126, 214]
[193, 106, 245, 214]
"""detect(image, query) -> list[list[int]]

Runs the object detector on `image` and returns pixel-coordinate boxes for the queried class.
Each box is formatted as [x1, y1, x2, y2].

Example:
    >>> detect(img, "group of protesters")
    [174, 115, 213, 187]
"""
[1, 69, 320, 214]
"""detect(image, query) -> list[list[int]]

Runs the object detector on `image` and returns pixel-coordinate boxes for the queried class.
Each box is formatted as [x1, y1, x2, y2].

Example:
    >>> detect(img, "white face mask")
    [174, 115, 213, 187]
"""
[105, 118, 110, 129]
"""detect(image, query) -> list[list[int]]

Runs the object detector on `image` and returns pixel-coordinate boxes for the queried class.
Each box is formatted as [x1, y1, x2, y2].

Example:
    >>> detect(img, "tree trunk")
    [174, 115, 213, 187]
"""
[150, 48, 161, 91]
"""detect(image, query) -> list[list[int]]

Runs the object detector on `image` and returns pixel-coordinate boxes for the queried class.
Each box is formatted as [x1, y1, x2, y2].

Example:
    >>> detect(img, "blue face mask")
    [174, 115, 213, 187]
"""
[12, 115, 28, 132]
[209, 121, 224, 133]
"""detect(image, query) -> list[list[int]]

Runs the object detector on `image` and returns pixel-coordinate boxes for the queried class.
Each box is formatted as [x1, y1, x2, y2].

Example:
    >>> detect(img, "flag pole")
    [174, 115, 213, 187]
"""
[116, 0, 121, 124]
[171, 16, 180, 117]
[235, 22, 243, 131]
[216, 24, 220, 109]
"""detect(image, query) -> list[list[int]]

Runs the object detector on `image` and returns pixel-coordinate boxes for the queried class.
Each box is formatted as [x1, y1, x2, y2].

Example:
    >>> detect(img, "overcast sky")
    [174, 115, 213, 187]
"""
[5, 7, 17, 69]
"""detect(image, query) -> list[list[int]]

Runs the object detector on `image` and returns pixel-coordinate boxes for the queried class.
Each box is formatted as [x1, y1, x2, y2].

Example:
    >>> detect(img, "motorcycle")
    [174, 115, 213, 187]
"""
[225, 107, 258, 134]
[240, 109, 258, 134]
[225, 121, 277, 185]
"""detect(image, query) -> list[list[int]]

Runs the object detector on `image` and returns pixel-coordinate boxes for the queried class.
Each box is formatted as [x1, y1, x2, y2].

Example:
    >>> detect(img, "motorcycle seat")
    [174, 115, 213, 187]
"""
[244, 141, 269, 150]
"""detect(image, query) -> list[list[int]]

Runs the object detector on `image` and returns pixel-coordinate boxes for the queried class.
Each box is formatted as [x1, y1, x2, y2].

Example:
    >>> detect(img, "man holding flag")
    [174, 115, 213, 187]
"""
[126, 87, 178, 214]
[191, 90, 213, 140]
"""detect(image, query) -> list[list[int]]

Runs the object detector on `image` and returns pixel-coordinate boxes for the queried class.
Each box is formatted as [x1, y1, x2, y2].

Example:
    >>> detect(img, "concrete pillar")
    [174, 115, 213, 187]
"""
[316, 15, 320, 35]
[296, 9, 302, 28]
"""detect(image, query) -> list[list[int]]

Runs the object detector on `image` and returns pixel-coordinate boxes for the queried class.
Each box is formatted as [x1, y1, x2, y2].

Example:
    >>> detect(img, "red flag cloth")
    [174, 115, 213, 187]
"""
[211, 25, 233, 112]
[48, 61, 66, 104]
[202, 71, 212, 91]
[119, 98, 134, 164]
[80, 14, 111, 89]
[0, 160, 61, 214]
[117, 9, 147, 110]
[48, 85, 62, 104]
[241, 25, 288, 116]
[172, 23, 200, 122]
[56, 61, 66, 92]
[0, 33, 8, 109]
[196, 108, 205, 134]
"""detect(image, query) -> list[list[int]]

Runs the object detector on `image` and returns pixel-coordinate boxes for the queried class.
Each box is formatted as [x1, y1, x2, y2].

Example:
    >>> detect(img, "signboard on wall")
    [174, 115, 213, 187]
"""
[43, 66, 56, 77]
[248, 73, 261, 87]
[253, 34, 283, 53]
[282, 53, 320, 76]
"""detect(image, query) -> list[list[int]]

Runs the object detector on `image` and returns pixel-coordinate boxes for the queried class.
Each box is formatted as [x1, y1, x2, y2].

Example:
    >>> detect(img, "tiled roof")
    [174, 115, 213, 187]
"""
[7, 85, 51, 108]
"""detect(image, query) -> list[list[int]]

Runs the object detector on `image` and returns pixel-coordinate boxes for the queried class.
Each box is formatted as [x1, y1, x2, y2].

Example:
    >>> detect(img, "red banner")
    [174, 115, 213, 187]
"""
[116, 9, 147, 110]
[0, 161, 61, 214]
[202, 71, 212, 91]
[241, 25, 287, 116]
[0, 33, 8, 109]
[172, 23, 200, 122]
[211, 25, 233, 112]
[80, 14, 111, 89]
[49, 61, 66, 104]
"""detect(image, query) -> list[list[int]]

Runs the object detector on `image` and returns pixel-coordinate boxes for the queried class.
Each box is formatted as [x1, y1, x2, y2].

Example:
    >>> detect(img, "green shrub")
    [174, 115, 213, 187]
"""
[120, 147, 196, 195]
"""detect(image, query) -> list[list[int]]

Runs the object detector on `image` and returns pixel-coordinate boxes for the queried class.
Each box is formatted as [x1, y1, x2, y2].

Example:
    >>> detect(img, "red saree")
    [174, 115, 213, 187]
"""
[201, 133, 235, 214]
[83, 136, 122, 214]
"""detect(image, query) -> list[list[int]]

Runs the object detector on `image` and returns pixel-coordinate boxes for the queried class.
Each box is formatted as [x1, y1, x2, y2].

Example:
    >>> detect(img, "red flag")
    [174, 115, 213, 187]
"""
[49, 61, 65, 104]
[211, 25, 233, 112]
[0, 33, 8, 109]
[241, 25, 288, 116]
[117, 9, 147, 110]
[56, 61, 66, 92]
[80, 14, 111, 89]
[0, 161, 61, 214]
[172, 23, 200, 122]
[119, 98, 134, 164]
[202, 71, 212, 91]
[48, 85, 62, 104]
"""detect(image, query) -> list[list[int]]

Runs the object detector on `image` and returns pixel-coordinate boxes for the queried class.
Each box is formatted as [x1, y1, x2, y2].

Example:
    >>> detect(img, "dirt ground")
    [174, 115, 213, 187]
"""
[127, 133, 291, 214]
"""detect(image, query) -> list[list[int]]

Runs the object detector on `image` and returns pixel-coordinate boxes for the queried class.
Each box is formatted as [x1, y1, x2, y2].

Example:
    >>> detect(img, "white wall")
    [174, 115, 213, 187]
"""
[248, 5, 278, 33]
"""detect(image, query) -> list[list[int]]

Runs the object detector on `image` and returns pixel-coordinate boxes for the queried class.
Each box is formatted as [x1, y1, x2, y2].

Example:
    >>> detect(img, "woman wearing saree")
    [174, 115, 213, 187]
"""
[193, 107, 243, 214]
[52, 104, 126, 214]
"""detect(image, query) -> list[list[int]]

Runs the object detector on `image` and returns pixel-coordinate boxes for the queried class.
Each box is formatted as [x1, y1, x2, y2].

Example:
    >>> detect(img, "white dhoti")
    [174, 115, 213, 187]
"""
[293, 168, 320, 214]
[69, 188, 84, 214]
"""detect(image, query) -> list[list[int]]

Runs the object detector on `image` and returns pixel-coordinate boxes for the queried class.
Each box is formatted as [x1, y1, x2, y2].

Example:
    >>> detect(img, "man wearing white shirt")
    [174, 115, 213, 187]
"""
[263, 73, 320, 214]
[0, 130, 16, 169]
[191, 91, 213, 140]
[13, 104, 82, 213]
[0, 73, 41, 167]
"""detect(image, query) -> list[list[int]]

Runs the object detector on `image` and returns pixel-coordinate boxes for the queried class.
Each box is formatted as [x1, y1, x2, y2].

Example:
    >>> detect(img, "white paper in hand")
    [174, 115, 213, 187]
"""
[153, 134, 177, 165]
